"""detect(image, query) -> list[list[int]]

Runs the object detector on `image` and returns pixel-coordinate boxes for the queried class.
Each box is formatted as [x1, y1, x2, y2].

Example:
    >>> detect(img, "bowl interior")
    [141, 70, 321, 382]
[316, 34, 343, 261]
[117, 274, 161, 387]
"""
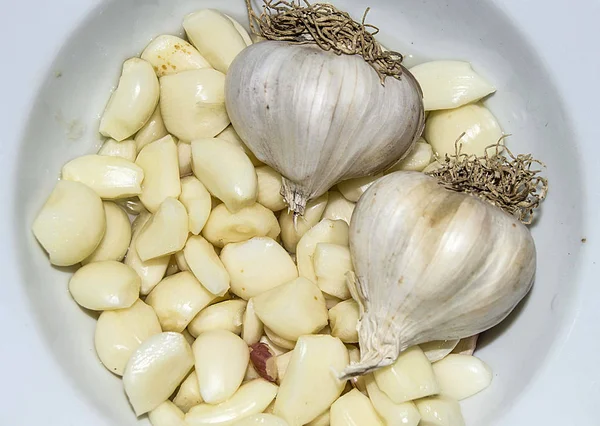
[14, 0, 585, 424]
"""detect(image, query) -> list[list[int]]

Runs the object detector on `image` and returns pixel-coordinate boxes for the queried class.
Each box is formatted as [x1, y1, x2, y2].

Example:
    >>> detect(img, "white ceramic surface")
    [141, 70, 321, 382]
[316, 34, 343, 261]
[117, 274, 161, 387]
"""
[0, 0, 598, 425]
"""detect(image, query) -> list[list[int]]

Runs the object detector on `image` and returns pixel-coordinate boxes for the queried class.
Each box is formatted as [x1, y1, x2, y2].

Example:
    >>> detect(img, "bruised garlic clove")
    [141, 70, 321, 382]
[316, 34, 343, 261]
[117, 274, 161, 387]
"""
[329, 299, 359, 343]
[178, 141, 193, 177]
[420, 340, 460, 363]
[256, 166, 286, 212]
[313, 243, 353, 300]
[220, 237, 298, 299]
[123, 332, 194, 415]
[217, 125, 263, 166]
[452, 335, 479, 356]
[425, 103, 503, 157]
[330, 389, 383, 426]
[135, 106, 168, 151]
[187, 299, 247, 337]
[274, 335, 348, 425]
[62, 155, 144, 199]
[249, 342, 278, 382]
[225, 14, 253, 47]
[141, 35, 211, 77]
[337, 173, 382, 203]
[82, 201, 130, 264]
[364, 375, 421, 426]
[385, 139, 433, 173]
[184, 235, 230, 296]
[263, 327, 296, 350]
[242, 298, 264, 345]
[192, 330, 250, 404]
[185, 379, 278, 426]
[202, 203, 280, 248]
[94, 299, 161, 376]
[279, 193, 329, 253]
[409, 61, 495, 111]
[160, 69, 229, 141]
[432, 354, 492, 400]
[322, 191, 355, 225]
[32, 180, 105, 266]
[183, 9, 247, 73]
[253, 277, 328, 342]
[232, 414, 289, 426]
[98, 138, 137, 162]
[100, 58, 159, 141]
[414, 397, 465, 426]
[148, 401, 187, 426]
[173, 371, 202, 413]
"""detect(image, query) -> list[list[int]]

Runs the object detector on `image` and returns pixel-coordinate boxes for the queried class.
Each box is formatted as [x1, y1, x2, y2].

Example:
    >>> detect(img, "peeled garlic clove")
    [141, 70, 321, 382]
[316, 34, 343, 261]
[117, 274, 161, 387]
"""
[422, 160, 442, 174]
[166, 255, 180, 276]
[82, 202, 130, 264]
[69, 261, 140, 310]
[242, 298, 263, 345]
[232, 414, 289, 426]
[136, 198, 189, 261]
[452, 335, 479, 356]
[160, 69, 229, 141]
[98, 138, 137, 162]
[146, 271, 217, 332]
[225, 14, 253, 47]
[186, 379, 278, 426]
[313, 243, 353, 300]
[264, 327, 296, 350]
[420, 340, 460, 363]
[364, 375, 421, 426]
[182, 329, 196, 346]
[414, 397, 465, 426]
[187, 299, 247, 337]
[275, 351, 293, 383]
[432, 354, 492, 400]
[178, 141, 193, 177]
[279, 193, 329, 253]
[256, 166, 286, 212]
[260, 335, 289, 356]
[385, 139, 433, 173]
[322, 191, 355, 225]
[217, 125, 262, 166]
[123, 332, 194, 415]
[141, 34, 211, 77]
[253, 277, 328, 342]
[337, 174, 383, 203]
[346, 345, 367, 394]
[249, 342, 278, 383]
[149, 401, 187, 426]
[175, 250, 190, 272]
[297, 219, 349, 283]
[329, 299, 359, 343]
[203, 203, 280, 248]
[32, 180, 106, 266]
[184, 235, 230, 296]
[61, 154, 144, 199]
[183, 9, 247, 73]
[425, 103, 503, 157]
[135, 106, 169, 151]
[325, 294, 343, 310]
[192, 329, 249, 404]
[409, 61, 495, 111]
[220, 237, 298, 299]
[274, 335, 348, 425]
[173, 370, 203, 413]
[191, 138, 257, 213]
[100, 58, 160, 141]
[95, 299, 161, 376]
[306, 411, 329, 426]
[116, 197, 146, 215]
[330, 389, 383, 426]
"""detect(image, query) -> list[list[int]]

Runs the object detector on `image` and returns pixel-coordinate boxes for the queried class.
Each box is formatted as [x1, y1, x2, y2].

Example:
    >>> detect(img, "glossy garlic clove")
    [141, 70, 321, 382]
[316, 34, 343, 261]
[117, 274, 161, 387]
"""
[420, 340, 460, 363]
[178, 141, 193, 177]
[364, 375, 421, 426]
[135, 106, 169, 151]
[329, 299, 359, 343]
[263, 327, 296, 350]
[279, 193, 329, 253]
[330, 389, 383, 426]
[184, 235, 230, 296]
[141, 34, 211, 77]
[82, 201, 131, 264]
[432, 354, 492, 400]
[321, 191, 355, 225]
[313, 243, 353, 300]
[242, 298, 264, 345]
[337, 174, 383, 203]
[98, 138, 137, 162]
[187, 299, 247, 337]
[180, 176, 211, 235]
[414, 396, 465, 426]
[385, 139, 433, 173]
[231, 414, 289, 426]
[256, 166, 286, 212]
[173, 370, 203, 413]
[148, 401, 187, 426]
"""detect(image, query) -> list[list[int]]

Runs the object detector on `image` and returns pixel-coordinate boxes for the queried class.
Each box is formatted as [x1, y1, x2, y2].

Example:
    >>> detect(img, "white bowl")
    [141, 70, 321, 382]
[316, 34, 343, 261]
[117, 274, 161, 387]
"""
[1, 0, 598, 424]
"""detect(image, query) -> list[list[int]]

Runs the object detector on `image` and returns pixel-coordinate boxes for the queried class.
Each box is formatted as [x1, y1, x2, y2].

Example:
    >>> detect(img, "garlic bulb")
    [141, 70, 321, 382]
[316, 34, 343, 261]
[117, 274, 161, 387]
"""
[342, 172, 535, 377]
[225, 41, 424, 214]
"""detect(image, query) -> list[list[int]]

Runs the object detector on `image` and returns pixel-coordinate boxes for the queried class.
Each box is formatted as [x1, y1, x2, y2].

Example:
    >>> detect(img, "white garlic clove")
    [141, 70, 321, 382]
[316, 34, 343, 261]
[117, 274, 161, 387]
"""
[61, 154, 144, 199]
[160, 69, 229, 141]
[94, 299, 161, 376]
[173, 370, 203, 413]
[185, 379, 278, 426]
[385, 139, 433, 173]
[178, 141, 193, 177]
[256, 166, 286, 212]
[322, 191, 355, 225]
[346, 345, 367, 394]
[242, 298, 264, 346]
[116, 197, 146, 216]
[422, 160, 442, 174]
[187, 299, 247, 337]
[166, 255, 180, 276]
[372, 346, 439, 404]
[192, 329, 250, 404]
[330, 389, 383, 426]
[82, 201, 131, 264]
[191, 138, 257, 213]
[364, 375, 421, 426]
[275, 351, 293, 384]
[409, 61, 495, 111]
[98, 138, 137, 162]
[148, 401, 187, 426]
[145, 271, 217, 332]
[337, 173, 383, 203]
[182, 328, 196, 346]
[231, 414, 289, 426]
[32, 180, 106, 266]
[420, 340, 460, 363]
[279, 193, 329, 253]
[184, 235, 230, 296]
[180, 177, 212, 235]
[274, 335, 348, 425]
[220, 237, 298, 300]
[136, 198, 189, 261]
[425, 103, 503, 157]
[175, 250, 190, 272]
[225, 14, 253, 47]
[183, 9, 247, 73]
[263, 327, 296, 350]
[123, 332, 194, 415]
[325, 294, 343, 310]
[329, 299, 359, 343]
[69, 261, 140, 311]
[260, 335, 289, 356]
[452, 335, 479, 356]
[135, 106, 169, 151]
[414, 396, 465, 426]
[431, 354, 492, 400]
[313, 243, 353, 300]
[100, 58, 160, 141]
[135, 134, 181, 213]
[253, 277, 328, 342]
[217, 125, 263, 166]
[141, 34, 211, 77]
[306, 411, 329, 426]
[202, 203, 280, 248]
[297, 219, 349, 283]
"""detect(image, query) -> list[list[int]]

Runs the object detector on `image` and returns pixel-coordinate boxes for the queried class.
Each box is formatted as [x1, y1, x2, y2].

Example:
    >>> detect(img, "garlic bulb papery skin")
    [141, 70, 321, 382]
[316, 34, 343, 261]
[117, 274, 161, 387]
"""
[342, 171, 535, 377]
[225, 41, 425, 215]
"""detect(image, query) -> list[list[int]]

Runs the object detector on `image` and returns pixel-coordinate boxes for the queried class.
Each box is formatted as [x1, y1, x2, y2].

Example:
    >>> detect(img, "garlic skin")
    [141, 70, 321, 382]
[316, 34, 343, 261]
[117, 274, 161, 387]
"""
[225, 41, 424, 214]
[343, 172, 535, 377]
[420, 340, 460, 363]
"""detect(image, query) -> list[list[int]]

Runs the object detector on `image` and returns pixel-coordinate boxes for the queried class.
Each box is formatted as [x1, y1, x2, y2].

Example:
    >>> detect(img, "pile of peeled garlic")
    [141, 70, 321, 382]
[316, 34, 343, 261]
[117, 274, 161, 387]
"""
[31, 2, 547, 426]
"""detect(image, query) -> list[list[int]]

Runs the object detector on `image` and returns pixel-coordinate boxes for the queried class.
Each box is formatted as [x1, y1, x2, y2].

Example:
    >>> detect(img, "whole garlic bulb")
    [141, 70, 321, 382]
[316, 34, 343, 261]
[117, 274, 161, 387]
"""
[342, 172, 535, 377]
[225, 41, 424, 215]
